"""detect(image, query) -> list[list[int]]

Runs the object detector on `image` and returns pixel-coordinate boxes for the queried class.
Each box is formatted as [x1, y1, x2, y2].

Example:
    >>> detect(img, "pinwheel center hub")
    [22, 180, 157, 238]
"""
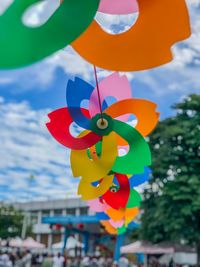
[110, 186, 119, 193]
[90, 113, 113, 136]
[96, 118, 108, 129]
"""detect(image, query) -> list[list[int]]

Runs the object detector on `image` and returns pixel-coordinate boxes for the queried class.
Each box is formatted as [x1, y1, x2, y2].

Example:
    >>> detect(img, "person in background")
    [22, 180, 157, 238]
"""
[98, 256, 107, 267]
[169, 259, 174, 267]
[41, 254, 53, 267]
[36, 254, 43, 266]
[82, 255, 90, 267]
[118, 255, 129, 267]
[22, 250, 32, 267]
[0, 252, 13, 267]
[89, 257, 99, 267]
[14, 254, 23, 267]
[52, 253, 64, 267]
[111, 261, 118, 267]
[106, 257, 113, 267]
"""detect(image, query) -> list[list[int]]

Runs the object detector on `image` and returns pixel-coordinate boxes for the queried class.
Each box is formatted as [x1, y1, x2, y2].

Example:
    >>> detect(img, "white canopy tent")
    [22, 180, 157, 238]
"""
[159, 252, 197, 265]
[121, 241, 197, 266]
[9, 237, 23, 248]
[52, 236, 84, 250]
[22, 237, 45, 249]
[121, 241, 174, 255]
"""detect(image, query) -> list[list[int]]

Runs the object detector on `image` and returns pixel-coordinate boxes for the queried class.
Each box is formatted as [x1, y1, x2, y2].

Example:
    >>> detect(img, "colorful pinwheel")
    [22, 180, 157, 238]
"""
[87, 169, 152, 235]
[46, 73, 159, 234]
[0, 0, 190, 71]
[72, 0, 191, 71]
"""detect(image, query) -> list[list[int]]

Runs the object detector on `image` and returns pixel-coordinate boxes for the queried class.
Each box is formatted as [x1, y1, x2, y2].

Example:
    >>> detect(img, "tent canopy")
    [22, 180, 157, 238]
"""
[52, 236, 84, 250]
[9, 237, 23, 248]
[121, 241, 174, 254]
[22, 237, 45, 249]
[121, 241, 195, 255]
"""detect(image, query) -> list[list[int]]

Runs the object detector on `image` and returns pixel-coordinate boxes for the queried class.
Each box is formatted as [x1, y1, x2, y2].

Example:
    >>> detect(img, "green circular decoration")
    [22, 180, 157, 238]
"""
[0, 0, 100, 69]
[90, 113, 114, 136]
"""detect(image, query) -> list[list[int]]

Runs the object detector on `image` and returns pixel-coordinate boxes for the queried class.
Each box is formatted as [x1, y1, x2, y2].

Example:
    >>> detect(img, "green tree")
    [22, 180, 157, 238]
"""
[0, 204, 23, 239]
[139, 94, 200, 264]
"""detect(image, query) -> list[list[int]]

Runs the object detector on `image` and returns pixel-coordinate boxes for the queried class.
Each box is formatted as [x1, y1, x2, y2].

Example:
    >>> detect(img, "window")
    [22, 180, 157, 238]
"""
[30, 211, 38, 224]
[42, 210, 50, 217]
[54, 209, 63, 216]
[80, 207, 88, 215]
[66, 208, 76, 215]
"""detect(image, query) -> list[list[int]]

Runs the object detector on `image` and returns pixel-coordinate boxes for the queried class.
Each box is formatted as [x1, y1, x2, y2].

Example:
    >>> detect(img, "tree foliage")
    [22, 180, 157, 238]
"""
[139, 94, 200, 247]
[0, 204, 23, 239]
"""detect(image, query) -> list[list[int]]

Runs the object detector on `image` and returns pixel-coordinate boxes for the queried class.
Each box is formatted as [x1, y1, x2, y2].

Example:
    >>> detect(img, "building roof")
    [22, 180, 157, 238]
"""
[14, 198, 87, 211]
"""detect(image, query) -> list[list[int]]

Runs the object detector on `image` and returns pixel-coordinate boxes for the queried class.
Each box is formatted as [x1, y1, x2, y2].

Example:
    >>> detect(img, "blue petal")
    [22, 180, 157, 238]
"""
[129, 167, 152, 187]
[66, 77, 94, 129]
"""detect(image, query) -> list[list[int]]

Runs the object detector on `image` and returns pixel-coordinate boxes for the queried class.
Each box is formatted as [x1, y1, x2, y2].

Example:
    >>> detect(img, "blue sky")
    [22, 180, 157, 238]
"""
[0, 0, 200, 202]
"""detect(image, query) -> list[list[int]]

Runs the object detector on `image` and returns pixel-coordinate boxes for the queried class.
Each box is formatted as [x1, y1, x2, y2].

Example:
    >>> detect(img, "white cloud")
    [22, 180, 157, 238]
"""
[0, 0, 13, 15]
[0, 97, 78, 202]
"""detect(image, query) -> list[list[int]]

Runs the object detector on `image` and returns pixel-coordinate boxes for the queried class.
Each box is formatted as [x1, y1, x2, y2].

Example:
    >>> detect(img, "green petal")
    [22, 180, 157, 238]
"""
[0, 0, 99, 68]
[126, 189, 142, 208]
[117, 225, 127, 235]
[112, 119, 151, 174]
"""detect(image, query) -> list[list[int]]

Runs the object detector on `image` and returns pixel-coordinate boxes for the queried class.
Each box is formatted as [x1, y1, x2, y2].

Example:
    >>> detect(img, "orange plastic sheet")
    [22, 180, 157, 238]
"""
[71, 132, 117, 181]
[100, 221, 117, 235]
[106, 208, 125, 222]
[78, 174, 114, 200]
[125, 207, 139, 226]
[72, 0, 191, 71]
[106, 206, 139, 223]
[105, 99, 159, 146]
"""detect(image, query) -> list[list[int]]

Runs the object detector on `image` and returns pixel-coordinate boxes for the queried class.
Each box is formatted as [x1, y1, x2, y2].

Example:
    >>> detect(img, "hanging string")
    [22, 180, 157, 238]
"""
[93, 65, 104, 123]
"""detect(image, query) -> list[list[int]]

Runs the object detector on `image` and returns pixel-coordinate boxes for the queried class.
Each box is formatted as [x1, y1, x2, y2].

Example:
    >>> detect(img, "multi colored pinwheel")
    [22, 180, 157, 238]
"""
[72, 0, 191, 71]
[46, 73, 159, 234]
[87, 168, 151, 235]
[0, 0, 190, 70]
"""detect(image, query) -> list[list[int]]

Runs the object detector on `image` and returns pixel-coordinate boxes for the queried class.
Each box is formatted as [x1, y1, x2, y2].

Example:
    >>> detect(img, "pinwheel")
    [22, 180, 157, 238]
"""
[72, 0, 191, 71]
[87, 168, 151, 234]
[87, 175, 143, 235]
[0, 0, 99, 68]
[46, 73, 159, 234]
[0, 0, 191, 71]
[46, 73, 159, 176]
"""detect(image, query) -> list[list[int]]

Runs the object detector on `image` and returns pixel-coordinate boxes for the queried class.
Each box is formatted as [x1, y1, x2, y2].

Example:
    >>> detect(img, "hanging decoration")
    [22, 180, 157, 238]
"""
[72, 0, 191, 71]
[0, 0, 190, 71]
[46, 72, 159, 234]
[87, 168, 152, 235]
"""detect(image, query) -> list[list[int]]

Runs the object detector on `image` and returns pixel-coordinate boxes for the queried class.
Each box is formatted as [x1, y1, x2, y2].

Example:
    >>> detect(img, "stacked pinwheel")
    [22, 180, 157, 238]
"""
[0, 0, 191, 237]
[46, 73, 159, 234]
